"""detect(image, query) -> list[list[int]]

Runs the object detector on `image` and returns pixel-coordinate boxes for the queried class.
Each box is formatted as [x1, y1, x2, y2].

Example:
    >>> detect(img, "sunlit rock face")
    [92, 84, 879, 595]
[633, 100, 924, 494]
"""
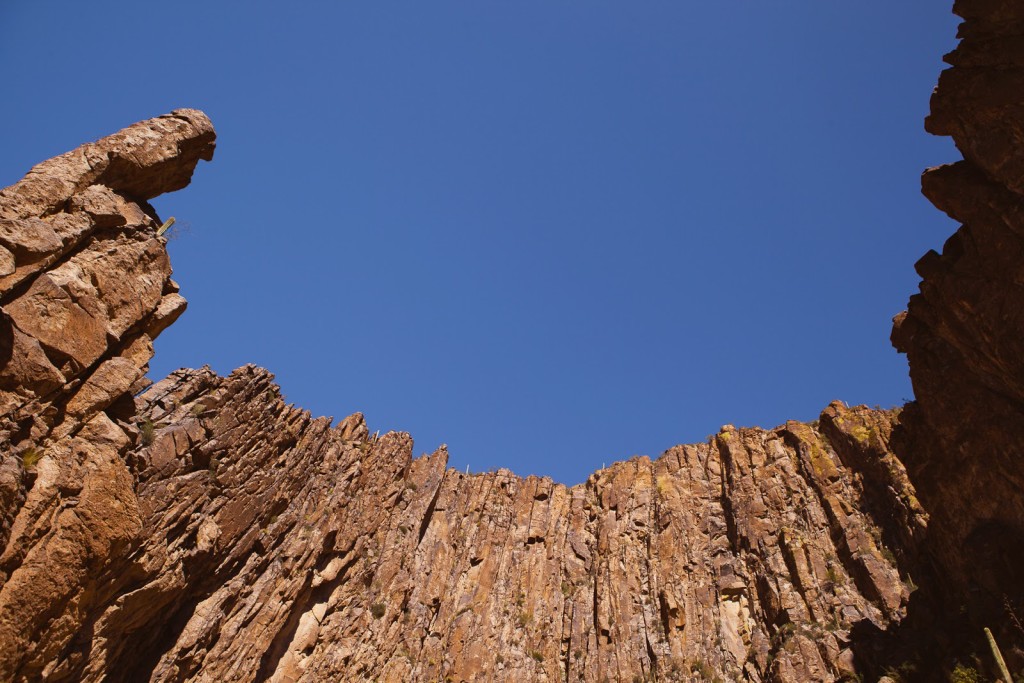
[0, 2, 1023, 680]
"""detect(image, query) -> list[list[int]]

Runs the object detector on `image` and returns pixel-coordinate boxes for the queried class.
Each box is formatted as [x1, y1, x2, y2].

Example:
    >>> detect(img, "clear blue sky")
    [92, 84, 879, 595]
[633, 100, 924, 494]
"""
[2, 2, 960, 484]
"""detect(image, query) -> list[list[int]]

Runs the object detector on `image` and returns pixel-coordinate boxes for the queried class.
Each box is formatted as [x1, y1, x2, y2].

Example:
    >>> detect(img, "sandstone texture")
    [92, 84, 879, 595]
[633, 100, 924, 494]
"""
[0, 1, 1022, 681]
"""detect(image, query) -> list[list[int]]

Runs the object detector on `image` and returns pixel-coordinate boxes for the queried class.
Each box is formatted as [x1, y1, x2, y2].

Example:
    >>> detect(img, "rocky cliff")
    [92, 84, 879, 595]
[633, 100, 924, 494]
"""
[892, 0, 1024, 630]
[0, 1, 1022, 681]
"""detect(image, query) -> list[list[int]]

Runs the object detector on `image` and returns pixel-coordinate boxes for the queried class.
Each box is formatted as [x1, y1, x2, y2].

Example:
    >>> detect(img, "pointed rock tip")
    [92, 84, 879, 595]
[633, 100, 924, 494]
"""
[1, 108, 217, 219]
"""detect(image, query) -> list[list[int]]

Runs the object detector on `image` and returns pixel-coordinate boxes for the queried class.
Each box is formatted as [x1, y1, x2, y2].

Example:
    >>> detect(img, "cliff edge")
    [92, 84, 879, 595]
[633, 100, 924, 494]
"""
[0, 1, 1022, 681]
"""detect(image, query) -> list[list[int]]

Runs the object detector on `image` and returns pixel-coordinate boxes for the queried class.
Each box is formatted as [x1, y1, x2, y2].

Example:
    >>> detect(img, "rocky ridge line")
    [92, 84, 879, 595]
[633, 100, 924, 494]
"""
[1, 1, 1024, 679]
[888, 0, 1024, 671]
[0, 110, 922, 683]
[0, 109, 215, 680]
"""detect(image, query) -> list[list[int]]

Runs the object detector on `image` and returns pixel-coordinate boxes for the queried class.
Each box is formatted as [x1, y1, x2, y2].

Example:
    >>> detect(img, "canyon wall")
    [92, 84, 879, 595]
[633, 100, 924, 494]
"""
[0, 1, 1021, 681]
[888, 0, 1024, 671]
[0, 123, 921, 682]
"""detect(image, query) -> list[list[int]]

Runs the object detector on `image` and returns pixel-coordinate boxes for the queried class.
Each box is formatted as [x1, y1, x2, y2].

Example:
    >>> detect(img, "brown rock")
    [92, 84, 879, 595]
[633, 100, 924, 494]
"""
[4, 351, 918, 682]
[891, 0, 1024, 666]
[65, 357, 143, 418]
[0, 109, 214, 220]
[1, 4, 1023, 679]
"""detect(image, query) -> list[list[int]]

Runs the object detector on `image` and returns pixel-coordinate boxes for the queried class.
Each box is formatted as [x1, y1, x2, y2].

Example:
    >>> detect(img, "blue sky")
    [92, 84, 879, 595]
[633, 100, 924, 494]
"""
[2, 2, 960, 484]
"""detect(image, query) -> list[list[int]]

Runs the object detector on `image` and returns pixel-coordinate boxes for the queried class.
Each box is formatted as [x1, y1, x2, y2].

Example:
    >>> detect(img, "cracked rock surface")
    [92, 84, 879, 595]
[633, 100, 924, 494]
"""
[0, 112, 919, 683]
[1, 2, 1024, 680]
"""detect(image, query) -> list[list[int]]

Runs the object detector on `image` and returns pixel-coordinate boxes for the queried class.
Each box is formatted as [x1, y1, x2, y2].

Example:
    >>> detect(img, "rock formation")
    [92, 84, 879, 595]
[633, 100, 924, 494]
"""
[892, 0, 1024, 635]
[0, 1, 1022, 681]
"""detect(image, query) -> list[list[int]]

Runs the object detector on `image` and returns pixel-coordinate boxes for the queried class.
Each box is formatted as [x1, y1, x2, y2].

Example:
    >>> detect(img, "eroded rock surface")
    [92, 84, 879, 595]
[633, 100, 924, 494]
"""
[1, 1, 1023, 680]
[0, 109, 214, 681]
[0, 111, 925, 683]
[889, 0, 1024, 670]
[127, 376, 921, 683]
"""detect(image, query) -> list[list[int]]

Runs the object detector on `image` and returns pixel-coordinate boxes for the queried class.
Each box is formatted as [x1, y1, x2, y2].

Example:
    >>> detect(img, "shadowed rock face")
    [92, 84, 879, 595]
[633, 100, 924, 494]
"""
[889, 0, 1024, 669]
[0, 2, 1021, 680]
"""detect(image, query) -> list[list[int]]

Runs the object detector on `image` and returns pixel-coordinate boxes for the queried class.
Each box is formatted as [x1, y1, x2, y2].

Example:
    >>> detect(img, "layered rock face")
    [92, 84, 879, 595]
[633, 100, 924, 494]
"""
[0, 1, 1022, 681]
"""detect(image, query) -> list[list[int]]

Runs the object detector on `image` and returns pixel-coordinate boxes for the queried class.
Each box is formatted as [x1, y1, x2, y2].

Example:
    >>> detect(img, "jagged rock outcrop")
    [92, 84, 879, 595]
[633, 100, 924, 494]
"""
[0, 109, 215, 681]
[125, 376, 924, 683]
[0, 115, 925, 683]
[6, 348, 924, 683]
[889, 0, 1024, 671]
[0, 1, 1022, 680]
